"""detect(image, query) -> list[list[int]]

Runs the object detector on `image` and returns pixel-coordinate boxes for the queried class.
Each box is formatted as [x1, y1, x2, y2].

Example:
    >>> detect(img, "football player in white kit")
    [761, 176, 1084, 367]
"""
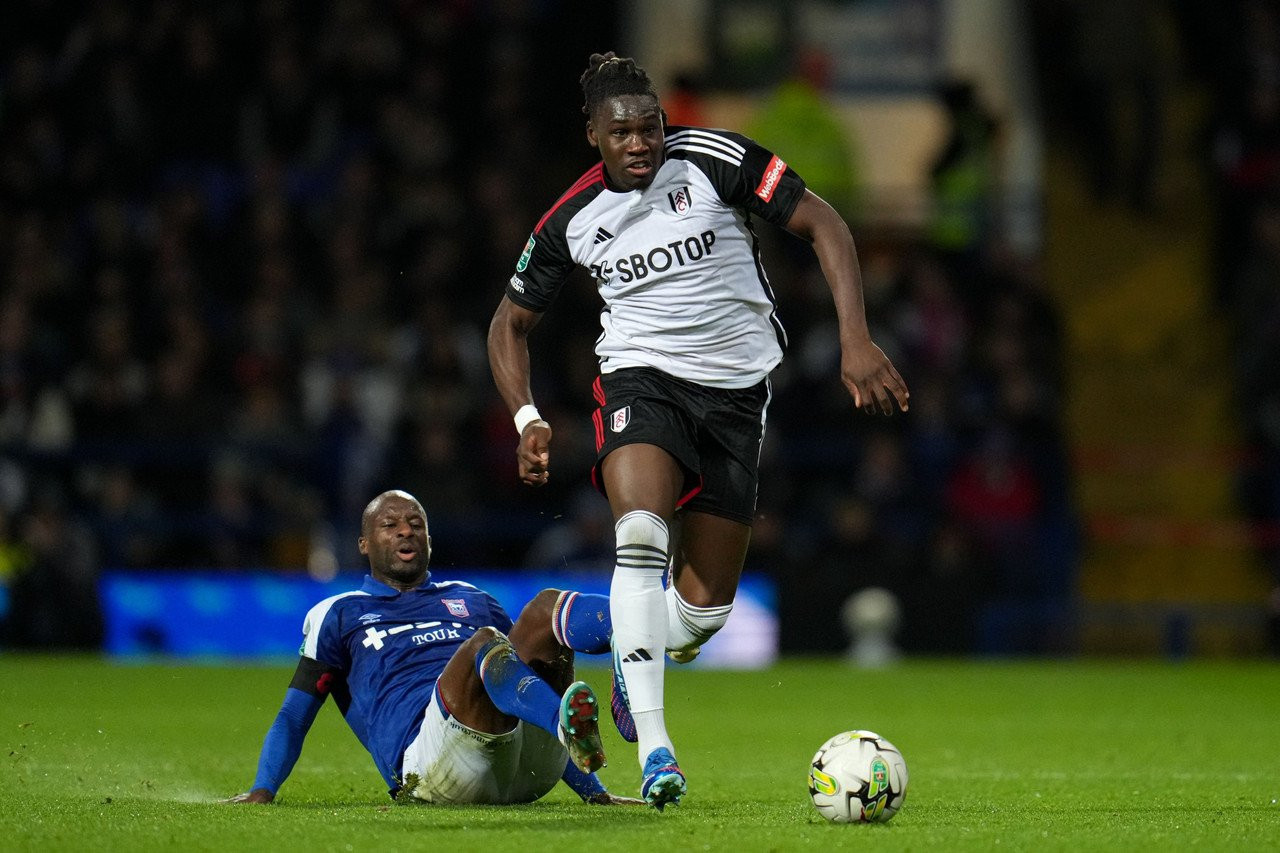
[488, 52, 909, 810]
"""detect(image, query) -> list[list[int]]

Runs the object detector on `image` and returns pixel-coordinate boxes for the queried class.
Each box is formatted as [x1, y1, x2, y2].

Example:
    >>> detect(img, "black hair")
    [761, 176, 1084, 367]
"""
[580, 51, 659, 117]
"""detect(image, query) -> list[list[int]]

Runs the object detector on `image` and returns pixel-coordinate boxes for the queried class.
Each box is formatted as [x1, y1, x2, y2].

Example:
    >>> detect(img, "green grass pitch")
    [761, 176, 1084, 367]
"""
[3, 656, 1278, 851]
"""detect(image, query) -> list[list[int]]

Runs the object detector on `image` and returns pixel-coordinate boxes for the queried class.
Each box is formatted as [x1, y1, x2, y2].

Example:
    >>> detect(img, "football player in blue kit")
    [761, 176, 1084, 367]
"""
[488, 52, 910, 809]
[226, 490, 641, 806]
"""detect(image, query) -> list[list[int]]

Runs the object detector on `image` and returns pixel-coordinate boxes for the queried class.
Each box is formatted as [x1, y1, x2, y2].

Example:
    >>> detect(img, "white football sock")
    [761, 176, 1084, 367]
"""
[609, 509, 673, 761]
[666, 585, 733, 653]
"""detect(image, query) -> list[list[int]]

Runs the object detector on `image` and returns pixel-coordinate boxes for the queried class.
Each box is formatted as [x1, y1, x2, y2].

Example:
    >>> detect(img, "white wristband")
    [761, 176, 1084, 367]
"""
[514, 404, 543, 435]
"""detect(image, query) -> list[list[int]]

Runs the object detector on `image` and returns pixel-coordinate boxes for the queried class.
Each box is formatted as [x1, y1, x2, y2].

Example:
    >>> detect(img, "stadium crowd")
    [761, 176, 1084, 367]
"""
[1200, 0, 1280, 652]
[0, 0, 1075, 653]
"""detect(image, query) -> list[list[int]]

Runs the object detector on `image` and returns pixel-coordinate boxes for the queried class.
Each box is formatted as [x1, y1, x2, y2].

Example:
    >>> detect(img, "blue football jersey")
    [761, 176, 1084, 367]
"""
[300, 575, 514, 789]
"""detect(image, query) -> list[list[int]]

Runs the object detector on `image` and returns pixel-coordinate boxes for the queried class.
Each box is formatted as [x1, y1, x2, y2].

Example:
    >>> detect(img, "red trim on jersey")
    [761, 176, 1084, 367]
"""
[534, 163, 605, 234]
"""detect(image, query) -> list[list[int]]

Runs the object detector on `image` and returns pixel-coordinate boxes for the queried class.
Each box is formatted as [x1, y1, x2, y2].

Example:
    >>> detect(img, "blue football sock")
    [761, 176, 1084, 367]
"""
[552, 591, 611, 655]
[560, 759, 608, 801]
[475, 636, 560, 738]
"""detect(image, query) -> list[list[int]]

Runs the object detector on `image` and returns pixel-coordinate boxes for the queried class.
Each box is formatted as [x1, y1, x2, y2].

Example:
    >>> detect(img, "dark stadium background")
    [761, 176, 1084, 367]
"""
[1, 0, 1276, 660]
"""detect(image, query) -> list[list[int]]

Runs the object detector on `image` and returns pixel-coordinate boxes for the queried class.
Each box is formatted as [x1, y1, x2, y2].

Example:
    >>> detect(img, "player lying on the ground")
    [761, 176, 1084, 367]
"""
[225, 489, 641, 806]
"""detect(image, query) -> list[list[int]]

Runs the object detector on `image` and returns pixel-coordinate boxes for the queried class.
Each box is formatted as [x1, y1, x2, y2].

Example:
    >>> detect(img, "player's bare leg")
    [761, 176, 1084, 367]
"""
[438, 627, 519, 735]
[665, 511, 750, 661]
[511, 588, 644, 804]
[441, 626, 605, 774]
[600, 443, 687, 808]
[510, 588, 576, 693]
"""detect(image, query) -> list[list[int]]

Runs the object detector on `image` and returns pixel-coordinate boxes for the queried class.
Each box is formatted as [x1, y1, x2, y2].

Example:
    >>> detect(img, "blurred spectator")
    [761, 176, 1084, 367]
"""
[1201, 1, 1280, 307]
[523, 486, 615, 571]
[663, 71, 708, 128]
[1232, 196, 1280, 651]
[902, 519, 986, 654]
[5, 488, 103, 649]
[927, 80, 1000, 311]
[0, 508, 30, 634]
[90, 466, 162, 569]
[945, 428, 1042, 582]
[65, 305, 149, 440]
[137, 347, 223, 444]
[239, 34, 341, 168]
[1052, 0, 1172, 214]
[781, 496, 883, 654]
[0, 296, 41, 444]
[892, 252, 970, 377]
[747, 48, 862, 224]
[206, 459, 263, 568]
[1188, 1, 1280, 654]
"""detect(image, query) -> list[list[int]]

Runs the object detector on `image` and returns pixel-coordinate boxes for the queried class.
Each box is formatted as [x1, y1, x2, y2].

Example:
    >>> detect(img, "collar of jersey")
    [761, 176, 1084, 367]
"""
[360, 573, 433, 596]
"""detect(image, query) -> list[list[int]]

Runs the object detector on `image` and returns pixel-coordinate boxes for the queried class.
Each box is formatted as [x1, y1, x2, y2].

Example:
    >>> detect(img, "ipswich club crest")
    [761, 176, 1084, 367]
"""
[667, 186, 692, 215]
[442, 599, 470, 618]
[610, 405, 631, 433]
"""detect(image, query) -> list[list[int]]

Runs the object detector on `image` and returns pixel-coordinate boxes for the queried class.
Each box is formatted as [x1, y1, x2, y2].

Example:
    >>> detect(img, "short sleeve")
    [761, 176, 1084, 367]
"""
[301, 596, 351, 671]
[487, 594, 514, 635]
[505, 164, 606, 312]
[667, 126, 807, 228]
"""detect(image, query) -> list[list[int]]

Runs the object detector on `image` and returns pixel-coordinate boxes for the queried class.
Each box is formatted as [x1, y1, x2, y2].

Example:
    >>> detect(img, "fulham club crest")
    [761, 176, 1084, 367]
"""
[610, 406, 631, 433]
[667, 186, 693, 215]
[442, 599, 469, 618]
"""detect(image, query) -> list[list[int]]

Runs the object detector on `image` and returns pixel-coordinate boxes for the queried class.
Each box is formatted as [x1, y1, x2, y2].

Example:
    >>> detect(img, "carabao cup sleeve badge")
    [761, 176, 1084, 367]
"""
[517, 235, 536, 271]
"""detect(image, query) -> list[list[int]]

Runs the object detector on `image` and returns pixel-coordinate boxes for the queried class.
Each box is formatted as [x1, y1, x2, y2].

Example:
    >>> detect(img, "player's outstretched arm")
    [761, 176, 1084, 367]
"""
[487, 295, 553, 486]
[785, 190, 910, 416]
[224, 657, 334, 804]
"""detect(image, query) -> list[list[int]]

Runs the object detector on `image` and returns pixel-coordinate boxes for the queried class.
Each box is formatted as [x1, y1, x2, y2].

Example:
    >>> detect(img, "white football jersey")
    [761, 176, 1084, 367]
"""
[507, 126, 806, 389]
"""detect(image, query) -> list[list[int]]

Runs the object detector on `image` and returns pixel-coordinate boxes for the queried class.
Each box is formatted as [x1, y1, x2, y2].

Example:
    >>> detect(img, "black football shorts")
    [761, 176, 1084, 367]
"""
[588, 366, 770, 525]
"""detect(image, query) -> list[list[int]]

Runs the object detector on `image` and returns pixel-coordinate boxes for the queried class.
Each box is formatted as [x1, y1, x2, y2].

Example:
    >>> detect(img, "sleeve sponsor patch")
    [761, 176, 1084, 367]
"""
[754, 155, 788, 202]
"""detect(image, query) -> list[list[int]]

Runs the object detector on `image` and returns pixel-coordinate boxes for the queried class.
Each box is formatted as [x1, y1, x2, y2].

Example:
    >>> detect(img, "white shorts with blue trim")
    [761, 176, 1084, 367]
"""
[400, 683, 566, 804]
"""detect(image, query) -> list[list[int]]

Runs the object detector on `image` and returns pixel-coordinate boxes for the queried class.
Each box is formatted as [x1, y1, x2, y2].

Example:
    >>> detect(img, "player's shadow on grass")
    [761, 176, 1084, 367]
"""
[267, 800, 664, 823]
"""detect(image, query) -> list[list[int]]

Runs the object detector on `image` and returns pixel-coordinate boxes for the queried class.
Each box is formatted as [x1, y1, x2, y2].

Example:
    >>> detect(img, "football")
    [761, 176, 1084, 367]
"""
[808, 730, 909, 823]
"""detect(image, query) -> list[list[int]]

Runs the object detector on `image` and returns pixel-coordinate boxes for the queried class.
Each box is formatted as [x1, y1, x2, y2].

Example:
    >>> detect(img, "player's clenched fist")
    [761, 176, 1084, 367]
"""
[518, 421, 552, 486]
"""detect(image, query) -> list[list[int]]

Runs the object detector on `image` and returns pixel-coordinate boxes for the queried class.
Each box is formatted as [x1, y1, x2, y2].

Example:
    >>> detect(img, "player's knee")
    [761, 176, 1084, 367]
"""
[509, 589, 560, 651]
[615, 509, 669, 552]
[672, 585, 725, 609]
[683, 602, 731, 643]
[469, 626, 516, 679]
[668, 586, 733, 647]
[468, 625, 509, 654]
[518, 588, 561, 625]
